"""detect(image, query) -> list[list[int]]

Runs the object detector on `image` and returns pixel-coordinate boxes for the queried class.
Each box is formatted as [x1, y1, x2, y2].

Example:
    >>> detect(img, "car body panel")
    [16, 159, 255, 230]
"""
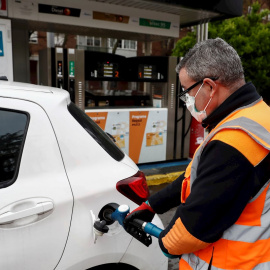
[0, 81, 167, 270]
[0, 97, 73, 270]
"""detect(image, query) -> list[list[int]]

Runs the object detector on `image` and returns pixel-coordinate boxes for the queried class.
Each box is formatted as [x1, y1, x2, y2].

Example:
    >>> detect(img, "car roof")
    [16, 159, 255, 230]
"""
[0, 81, 70, 107]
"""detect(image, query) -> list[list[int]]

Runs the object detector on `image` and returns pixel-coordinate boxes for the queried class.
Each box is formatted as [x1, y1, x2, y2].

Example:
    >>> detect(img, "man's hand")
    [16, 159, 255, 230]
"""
[124, 202, 155, 228]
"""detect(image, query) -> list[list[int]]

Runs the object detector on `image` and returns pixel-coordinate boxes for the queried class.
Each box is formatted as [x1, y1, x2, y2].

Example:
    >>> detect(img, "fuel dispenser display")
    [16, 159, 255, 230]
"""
[127, 56, 168, 108]
[84, 51, 150, 107]
[95, 61, 120, 79]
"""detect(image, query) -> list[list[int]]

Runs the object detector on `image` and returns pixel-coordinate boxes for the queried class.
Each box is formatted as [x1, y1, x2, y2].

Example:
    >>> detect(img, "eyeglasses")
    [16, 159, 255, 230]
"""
[179, 77, 218, 102]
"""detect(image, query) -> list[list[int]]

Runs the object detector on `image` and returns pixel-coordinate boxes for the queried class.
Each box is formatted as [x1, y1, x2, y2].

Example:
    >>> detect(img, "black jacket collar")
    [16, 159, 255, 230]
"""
[202, 82, 261, 131]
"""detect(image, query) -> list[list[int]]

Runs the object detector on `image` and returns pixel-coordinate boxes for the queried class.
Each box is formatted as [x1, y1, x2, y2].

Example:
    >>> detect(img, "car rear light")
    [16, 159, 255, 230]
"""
[116, 171, 150, 205]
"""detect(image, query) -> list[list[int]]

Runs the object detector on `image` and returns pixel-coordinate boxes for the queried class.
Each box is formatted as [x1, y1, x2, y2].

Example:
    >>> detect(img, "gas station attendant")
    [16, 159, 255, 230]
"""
[124, 38, 270, 270]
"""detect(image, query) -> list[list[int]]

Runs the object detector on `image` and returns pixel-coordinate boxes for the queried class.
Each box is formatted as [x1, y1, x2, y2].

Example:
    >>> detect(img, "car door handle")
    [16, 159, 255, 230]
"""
[0, 201, 54, 224]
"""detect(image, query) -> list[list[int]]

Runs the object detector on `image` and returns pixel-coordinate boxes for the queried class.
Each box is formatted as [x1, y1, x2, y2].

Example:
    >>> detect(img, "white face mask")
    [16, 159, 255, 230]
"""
[185, 83, 212, 123]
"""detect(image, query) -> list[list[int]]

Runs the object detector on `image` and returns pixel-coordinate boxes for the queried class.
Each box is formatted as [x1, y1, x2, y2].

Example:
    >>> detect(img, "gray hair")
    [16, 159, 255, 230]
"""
[176, 38, 245, 88]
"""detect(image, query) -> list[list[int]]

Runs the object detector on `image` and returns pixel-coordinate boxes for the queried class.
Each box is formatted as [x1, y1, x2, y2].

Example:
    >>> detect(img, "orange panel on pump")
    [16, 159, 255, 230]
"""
[129, 111, 149, 163]
[86, 112, 108, 130]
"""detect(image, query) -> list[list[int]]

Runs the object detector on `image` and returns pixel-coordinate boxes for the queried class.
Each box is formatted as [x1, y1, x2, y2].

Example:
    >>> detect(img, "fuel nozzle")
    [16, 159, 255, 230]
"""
[110, 204, 130, 226]
[109, 204, 152, 247]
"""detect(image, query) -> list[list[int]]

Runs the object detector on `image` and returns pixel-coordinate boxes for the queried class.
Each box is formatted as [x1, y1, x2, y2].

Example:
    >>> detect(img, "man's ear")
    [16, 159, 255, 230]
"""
[203, 78, 217, 97]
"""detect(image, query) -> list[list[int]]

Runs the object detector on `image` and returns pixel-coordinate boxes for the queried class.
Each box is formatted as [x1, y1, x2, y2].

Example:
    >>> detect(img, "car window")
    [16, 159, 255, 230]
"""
[68, 102, 124, 161]
[0, 109, 29, 187]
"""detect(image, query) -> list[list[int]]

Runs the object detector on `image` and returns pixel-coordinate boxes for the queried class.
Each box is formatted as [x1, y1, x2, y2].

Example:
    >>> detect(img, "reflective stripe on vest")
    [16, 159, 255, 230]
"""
[191, 117, 270, 189]
[181, 255, 270, 270]
[183, 99, 270, 269]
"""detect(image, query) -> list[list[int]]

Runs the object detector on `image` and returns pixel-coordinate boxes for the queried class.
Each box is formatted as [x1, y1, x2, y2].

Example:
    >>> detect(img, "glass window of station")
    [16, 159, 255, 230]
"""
[108, 39, 137, 50]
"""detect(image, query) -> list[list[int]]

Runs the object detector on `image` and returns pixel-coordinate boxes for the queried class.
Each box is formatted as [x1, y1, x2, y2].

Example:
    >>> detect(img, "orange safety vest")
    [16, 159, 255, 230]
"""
[180, 98, 270, 270]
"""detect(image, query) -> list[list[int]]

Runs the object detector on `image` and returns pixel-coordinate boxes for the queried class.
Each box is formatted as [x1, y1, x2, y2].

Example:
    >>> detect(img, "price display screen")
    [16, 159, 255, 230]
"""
[95, 62, 119, 78]
[138, 64, 163, 80]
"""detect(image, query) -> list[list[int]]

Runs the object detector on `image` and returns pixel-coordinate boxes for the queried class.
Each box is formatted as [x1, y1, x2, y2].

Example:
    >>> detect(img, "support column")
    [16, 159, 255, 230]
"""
[144, 41, 152, 56]
[200, 22, 204, 42]
[196, 24, 201, 42]
[197, 21, 209, 42]
[143, 41, 152, 94]
[204, 22, 208, 40]
[11, 20, 30, 83]
[47, 32, 55, 48]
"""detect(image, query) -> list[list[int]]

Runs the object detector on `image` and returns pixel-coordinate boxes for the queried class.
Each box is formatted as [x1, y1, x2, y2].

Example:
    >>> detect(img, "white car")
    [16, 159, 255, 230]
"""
[0, 81, 167, 270]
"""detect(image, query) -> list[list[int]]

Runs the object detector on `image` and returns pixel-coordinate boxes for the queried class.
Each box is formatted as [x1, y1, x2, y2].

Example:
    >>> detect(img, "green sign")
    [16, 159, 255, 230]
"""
[139, 18, 171, 29]
[69, 61, 75, 77]
[0, 31, 4, 57]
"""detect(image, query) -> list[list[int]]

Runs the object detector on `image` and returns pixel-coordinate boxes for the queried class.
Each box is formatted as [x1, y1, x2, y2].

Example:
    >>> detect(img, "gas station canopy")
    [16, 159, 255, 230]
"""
[90, 0, 243, 27]
[8, 0, 243, 41]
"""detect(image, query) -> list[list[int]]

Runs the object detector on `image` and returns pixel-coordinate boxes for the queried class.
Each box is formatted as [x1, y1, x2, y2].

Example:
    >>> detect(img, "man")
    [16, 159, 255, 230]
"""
[125, 38, 270, 269]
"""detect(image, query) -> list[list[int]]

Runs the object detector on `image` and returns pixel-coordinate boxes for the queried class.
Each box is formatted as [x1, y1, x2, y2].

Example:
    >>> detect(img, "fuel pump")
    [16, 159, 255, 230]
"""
[55, 48, 64, 89]
[39, 48, 67, 90]
[127, 56, 191, 160]
[67, 48, 76, 102]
